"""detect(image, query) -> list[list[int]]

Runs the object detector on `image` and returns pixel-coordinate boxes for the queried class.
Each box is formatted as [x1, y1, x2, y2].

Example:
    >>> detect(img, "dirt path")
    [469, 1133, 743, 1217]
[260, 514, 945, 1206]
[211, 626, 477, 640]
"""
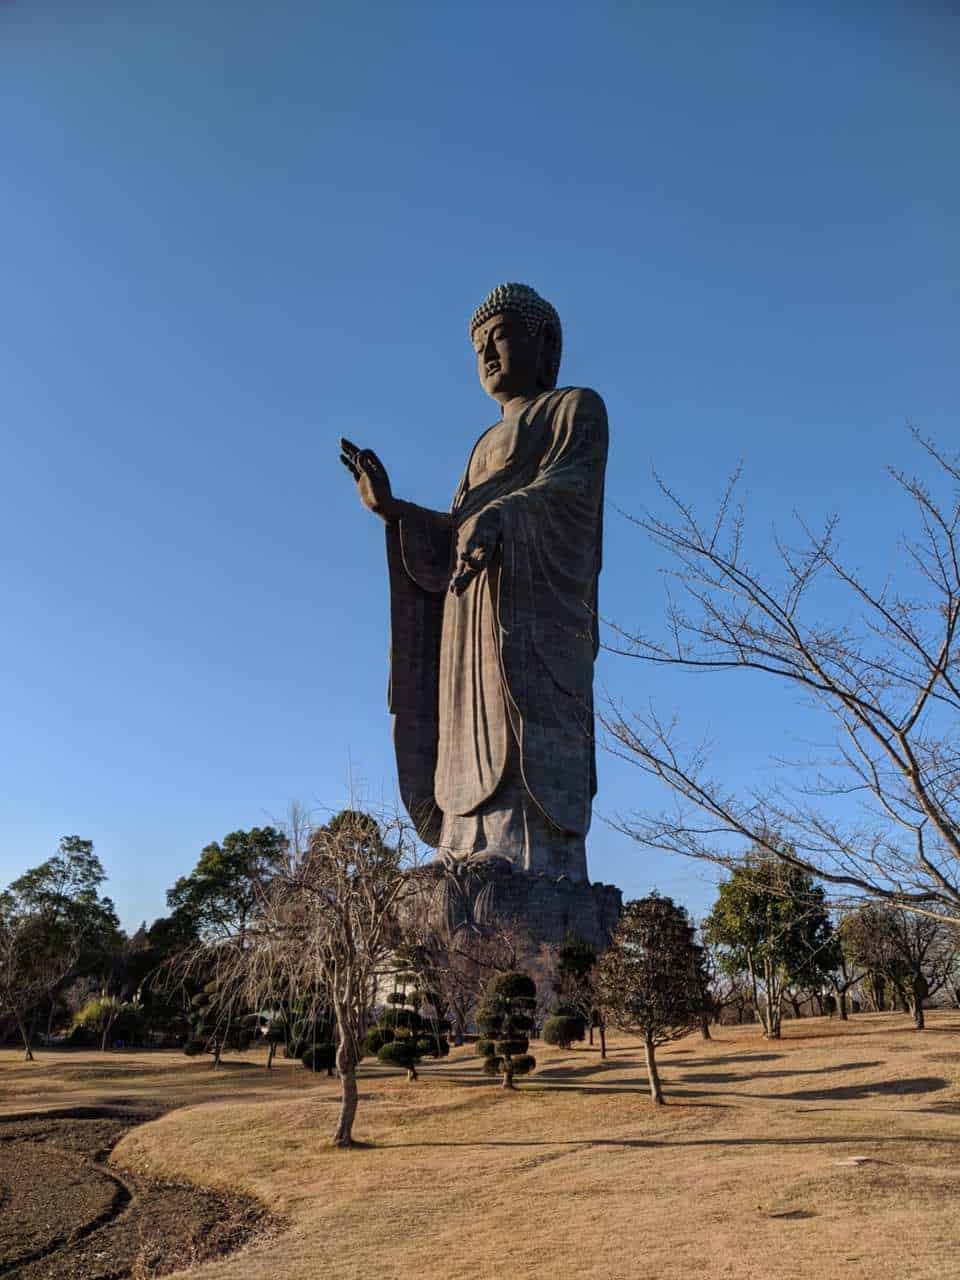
[0, 1104, 275, 1278]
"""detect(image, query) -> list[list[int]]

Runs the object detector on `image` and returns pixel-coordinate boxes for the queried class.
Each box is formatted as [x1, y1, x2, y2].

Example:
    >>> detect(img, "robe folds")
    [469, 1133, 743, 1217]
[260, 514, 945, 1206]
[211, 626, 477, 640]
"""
[385, 387, 608, 856]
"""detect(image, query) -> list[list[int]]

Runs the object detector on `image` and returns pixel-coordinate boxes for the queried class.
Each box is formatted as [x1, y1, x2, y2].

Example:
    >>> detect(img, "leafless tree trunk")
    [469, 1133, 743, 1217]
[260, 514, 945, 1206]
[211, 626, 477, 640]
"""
[333, 1035, 359, 1147]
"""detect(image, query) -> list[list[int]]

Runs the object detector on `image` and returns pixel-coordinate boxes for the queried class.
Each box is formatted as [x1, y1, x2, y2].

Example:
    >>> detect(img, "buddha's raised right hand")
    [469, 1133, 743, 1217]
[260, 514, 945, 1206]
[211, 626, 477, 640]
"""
[339, 437, 396, 520]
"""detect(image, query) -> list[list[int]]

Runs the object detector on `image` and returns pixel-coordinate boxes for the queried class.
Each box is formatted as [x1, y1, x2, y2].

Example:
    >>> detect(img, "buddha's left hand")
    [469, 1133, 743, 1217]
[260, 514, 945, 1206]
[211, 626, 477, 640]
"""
[450, 507, 501, 595]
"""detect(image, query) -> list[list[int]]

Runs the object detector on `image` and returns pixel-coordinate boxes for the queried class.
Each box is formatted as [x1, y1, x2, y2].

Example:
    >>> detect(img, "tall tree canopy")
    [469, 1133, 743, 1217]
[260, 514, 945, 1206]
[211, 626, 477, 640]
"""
[1, 836, 122, 1057]
[842, 904, 959, 1030]
[3, 836, 121, 980]
[167, 826, 288, 942]
[704, 852, 834, 1039]
[596, 893, 700, 1104]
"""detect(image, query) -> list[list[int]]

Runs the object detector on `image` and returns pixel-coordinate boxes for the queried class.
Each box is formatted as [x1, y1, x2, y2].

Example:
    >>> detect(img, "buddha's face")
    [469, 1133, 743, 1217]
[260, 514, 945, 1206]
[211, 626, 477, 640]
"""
[473, 310, 545, 405]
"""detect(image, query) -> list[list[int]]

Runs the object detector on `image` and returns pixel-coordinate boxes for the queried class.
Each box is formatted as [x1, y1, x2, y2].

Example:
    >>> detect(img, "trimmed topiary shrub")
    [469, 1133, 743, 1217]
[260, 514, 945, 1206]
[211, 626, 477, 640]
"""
[475, 1037, 494, 1058]
[301, 1042, 336, 1074]
[365, 973, 449, 1072]
[542, 1014, 586, 1049]
[288, 1006, 337, 1062]
[377, 1038, 421, 1080]
[476, 971, 537, 1089]
[494, 972, 537, 1000]
[378, 1006, 419, 1032]
[363, 1026, 393, 1056]
[183, 1039, 205, 1056]
[494, 1039, 528, 1057]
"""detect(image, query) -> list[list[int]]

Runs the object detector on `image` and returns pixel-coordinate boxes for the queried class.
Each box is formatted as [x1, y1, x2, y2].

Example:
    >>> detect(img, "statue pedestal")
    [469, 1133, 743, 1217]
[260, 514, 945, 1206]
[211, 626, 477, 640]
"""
[406, 857, 622, 952]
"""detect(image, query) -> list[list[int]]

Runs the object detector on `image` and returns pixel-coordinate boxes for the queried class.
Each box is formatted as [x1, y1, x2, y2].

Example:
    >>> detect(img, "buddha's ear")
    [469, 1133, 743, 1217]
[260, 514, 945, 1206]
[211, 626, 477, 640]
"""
[537, 323, 561, 389]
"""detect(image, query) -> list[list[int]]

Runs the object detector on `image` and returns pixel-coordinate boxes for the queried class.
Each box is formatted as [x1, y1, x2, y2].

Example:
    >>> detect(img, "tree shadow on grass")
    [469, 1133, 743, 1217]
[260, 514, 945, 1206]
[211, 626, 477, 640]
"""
[674, 1075, 948, 1103]
[673, 1053, 785, 1067]
[680, 1060, 884, 1085]
[780, 1020, 960, 1041]
[534, 1061, 642, 1081]
[375, 1130, 960, 1152]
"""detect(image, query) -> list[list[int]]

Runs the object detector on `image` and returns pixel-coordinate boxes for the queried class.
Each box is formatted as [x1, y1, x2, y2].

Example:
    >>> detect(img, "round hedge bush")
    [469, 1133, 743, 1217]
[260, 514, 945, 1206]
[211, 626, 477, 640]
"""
[301, 1043, 336, 1073]
[378, 1040, 419, 1069]
[481, 1055, 504, 1075]
[476, 1037, 494, 1058]
[182, 1039, 205, 1056]
[379, 1007, 418, 1031]
[363, 1026, 393, 1055]
[495, 1038, 529, 1057]
[511, 1054, 536, 1076]
[542, 1015, 586, 1048]
[491, 972, 536, 1000]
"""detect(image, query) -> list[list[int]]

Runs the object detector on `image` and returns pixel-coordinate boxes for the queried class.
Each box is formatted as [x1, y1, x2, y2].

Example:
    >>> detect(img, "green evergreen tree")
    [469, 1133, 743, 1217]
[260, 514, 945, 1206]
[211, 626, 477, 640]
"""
[167, 827, 288, 943]
[476, 971, 537, 1089]
[704, 851, 834, 1039]
[596, 893, 700, 1104]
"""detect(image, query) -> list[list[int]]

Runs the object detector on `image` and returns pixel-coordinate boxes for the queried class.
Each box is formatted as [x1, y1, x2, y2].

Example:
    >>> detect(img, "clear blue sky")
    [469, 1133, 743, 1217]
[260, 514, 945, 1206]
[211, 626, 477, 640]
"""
[2, 2, 957, 930]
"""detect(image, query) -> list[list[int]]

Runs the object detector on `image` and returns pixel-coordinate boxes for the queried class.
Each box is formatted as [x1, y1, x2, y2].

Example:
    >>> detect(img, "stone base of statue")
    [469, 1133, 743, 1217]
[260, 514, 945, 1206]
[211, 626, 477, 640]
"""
[405, 853, 622, 953]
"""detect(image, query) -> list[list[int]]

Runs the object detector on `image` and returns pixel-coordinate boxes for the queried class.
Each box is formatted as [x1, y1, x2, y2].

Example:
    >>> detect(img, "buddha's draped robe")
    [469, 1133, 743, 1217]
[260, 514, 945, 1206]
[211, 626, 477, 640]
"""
[385, 387, 607, 880]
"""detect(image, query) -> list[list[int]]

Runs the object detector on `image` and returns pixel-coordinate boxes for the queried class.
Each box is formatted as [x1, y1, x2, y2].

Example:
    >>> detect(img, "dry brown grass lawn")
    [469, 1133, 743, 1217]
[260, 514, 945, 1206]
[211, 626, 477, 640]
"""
[3, 1012, 960, 1280]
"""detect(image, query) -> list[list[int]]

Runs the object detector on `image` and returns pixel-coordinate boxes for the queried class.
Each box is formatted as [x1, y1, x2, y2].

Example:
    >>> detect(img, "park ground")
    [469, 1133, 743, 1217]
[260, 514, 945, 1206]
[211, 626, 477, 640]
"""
[2, 1013, 959, 1280]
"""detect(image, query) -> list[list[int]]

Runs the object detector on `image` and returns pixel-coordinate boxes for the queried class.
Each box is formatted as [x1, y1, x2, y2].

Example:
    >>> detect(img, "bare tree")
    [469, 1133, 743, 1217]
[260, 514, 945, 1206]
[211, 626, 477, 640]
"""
[821, 912, 867, 1020]
[713, 969, 755, 1026]
[400, 876, 536, 1044]
[605, 433, 960, 924]
[0, 911, 78, 1060]
[218, 809, 418, 1146]
[843, 903, 959, 1029]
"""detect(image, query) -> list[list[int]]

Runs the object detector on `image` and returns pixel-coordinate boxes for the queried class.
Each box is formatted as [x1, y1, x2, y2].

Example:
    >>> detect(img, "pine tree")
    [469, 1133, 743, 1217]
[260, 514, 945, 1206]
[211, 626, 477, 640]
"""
[476, 971, 537, 1089]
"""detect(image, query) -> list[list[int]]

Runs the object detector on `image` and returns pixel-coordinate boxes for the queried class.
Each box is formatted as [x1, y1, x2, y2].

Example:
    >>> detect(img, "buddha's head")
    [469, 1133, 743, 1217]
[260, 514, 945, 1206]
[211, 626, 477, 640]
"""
[469, 282, 562, 406]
